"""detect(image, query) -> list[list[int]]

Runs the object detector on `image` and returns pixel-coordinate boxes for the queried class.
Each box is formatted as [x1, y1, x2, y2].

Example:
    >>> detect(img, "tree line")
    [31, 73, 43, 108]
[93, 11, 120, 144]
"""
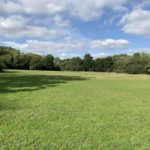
[1, 46, 150, 74]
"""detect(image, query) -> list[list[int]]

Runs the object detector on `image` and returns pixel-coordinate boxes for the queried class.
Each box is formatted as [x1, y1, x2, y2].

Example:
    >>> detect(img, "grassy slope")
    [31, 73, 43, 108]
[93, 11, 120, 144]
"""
[0, 70, 150, 150]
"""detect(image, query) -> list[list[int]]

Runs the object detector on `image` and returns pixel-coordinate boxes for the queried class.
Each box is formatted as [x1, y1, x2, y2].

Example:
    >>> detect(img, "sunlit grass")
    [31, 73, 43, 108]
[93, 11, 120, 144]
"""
[1, 70, 150, 149]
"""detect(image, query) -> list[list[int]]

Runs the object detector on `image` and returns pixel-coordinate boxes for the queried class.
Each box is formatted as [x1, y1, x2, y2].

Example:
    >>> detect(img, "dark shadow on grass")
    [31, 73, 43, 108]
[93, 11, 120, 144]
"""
[0, 70, 20, 74]
[0, 74, 89, 111]
[0, 74, 88, 94]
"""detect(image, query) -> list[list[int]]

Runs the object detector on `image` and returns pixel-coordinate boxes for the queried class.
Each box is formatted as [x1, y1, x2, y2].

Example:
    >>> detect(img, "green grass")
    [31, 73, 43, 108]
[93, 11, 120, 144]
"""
[1, 70, 150, 150]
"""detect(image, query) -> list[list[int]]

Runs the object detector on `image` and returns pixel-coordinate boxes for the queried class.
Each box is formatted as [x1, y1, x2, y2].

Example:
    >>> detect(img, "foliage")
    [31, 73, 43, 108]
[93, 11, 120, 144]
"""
[83, 53, 94, 71]
[29, 54, 46, 70]
[0, 57, 5, 71]
[53, 57, 61, 71]
[61, 57, 83, 71]
[113, 54, 132, 73]
[144, 63, 150, 74]
[45, 54, 54, 70]
[102, 57, 114, 72]
[13, 54, 31, 69]
[1, 46, 150, 74]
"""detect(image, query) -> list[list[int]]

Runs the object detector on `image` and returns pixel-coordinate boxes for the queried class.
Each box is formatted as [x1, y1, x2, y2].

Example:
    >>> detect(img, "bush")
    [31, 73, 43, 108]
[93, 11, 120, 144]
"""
[0, 57, 6, 71]
[145, 63, 150, 74]
[29, 55, 46, 70]
[125, 64, 144, 74]
[13, 54, 31, 69]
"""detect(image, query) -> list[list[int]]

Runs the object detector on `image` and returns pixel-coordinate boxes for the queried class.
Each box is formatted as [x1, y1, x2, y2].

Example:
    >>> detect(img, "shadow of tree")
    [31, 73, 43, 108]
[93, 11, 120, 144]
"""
[0, 72, 89, 111]
[0, 74, 88, 94]
[0, 70, 20, 74]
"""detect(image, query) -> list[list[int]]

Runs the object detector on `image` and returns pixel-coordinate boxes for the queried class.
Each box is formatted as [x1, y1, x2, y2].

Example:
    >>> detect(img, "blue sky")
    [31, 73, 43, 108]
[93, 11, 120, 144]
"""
[0, 0, 150, 58]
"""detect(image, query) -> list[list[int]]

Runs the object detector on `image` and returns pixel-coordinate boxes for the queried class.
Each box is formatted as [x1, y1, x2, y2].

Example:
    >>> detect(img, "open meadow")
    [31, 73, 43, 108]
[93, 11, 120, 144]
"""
[1, 70, 150, 150]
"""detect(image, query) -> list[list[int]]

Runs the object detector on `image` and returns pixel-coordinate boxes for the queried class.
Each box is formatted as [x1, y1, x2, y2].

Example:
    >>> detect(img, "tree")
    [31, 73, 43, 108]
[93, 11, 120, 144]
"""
[13, 54, 31, 69]
[2, 55, 13, 69]
[124, 53, 150, 74]
[0, 46, 19, 69]
[144, 63, 150, 74]
[1, 45, 150, 75]
[53, 57, 61, 71]
[125, 64, 144, 74]
[70, 57, 83, 71]
[45, 54, 54, 70]
[132, 53, 141, 63]
[94, 58, 104, 72]
[29, 55, 46, 70]
[113, 54, 132, 73]
[60, 59, 72, 71]
[0, 57, 5, 71]
[0, 46, 19, 56]
[103, 57, 114, 72]
[83, 54, 94, 71]
[66, 57, 83, 71]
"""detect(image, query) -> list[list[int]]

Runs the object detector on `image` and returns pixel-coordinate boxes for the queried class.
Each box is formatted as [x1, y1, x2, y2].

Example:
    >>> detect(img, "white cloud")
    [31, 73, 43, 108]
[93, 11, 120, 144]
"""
[91, 52, 109, 58]
[0, 0, 128, 21]
[0, 0, 67, 16]
[2, 38, 130, 56]
[0, 15, 27, 31]
[0, 0, 129, 41]
[51, 15, 70, 27]
[125, 48, 150, 55]
[70, 0, 128, 21]
[120, 9, 150, 37]
[0, 1, 23, 14]
[59, 53, 82, 59]
[0, 16, 64, 39]
[59, 53, 68, 59]
[46, 2, 66, 15]
[1, 41, 24, 49]
[2, 39, 87, 54]
[91, 39, 130, 49]
[2, 0, 66, 16]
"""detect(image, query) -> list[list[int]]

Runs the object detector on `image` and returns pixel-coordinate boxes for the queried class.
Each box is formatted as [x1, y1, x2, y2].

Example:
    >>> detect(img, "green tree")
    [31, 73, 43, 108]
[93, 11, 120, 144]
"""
[0, 57, 5, 71]
[2, 55, 13, 69]
[13, 54, 31, 69]
[132, 53, 141, 63]
[30, 55, 46, 70]
[94, 58, 104, 72]
[60, 59, 72, 71]
[125, 53, 150, 74]
[145, 63, 150, 74]
[67, 57, 83, 71]
[103, 57, 114, 72]
[0, 46, 19, 68]
[83, 54, 94, 71]
[125, 64, 144, 74]
[113, 54, 132, 73]
[45, 54, 54, 70]
[53, 57, 61, 71]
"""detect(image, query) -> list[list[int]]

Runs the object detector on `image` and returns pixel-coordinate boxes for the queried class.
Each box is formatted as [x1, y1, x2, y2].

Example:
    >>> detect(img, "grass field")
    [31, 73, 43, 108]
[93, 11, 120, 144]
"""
[1, 70, 150, 150]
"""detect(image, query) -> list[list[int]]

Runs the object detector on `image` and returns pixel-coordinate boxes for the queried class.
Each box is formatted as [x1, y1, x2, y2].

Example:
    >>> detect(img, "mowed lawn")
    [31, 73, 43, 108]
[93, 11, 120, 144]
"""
[1, 70, 150, 150]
